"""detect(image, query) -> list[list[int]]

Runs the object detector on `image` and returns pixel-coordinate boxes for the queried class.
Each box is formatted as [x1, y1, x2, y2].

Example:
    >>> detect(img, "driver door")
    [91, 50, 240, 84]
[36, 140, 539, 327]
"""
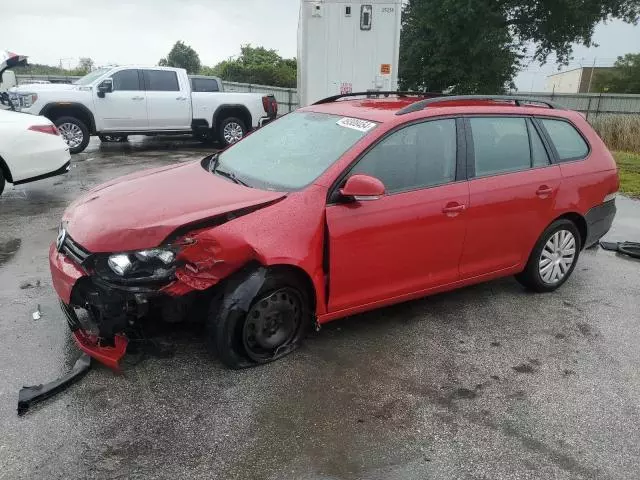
[325, 119, 469, 313]
[94, 68, 148, 131]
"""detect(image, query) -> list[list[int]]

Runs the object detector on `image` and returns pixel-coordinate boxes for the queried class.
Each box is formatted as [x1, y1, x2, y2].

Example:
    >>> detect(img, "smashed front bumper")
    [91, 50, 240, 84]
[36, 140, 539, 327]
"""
[50, 243, 171, 370]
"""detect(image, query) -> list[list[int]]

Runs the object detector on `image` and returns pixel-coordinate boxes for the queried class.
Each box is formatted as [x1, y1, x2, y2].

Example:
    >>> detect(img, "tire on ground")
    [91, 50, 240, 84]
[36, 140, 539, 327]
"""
[54, 116, 90, 154]
[207, 269, 310, 369]
[217, 116, 247, 148]
[515, 218, 582, 293]
[0, 168, 5, 196]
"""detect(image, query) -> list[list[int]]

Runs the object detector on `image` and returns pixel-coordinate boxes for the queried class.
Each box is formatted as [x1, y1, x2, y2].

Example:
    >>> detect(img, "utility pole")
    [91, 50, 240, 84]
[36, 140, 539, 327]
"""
[586, 57, 597, 93]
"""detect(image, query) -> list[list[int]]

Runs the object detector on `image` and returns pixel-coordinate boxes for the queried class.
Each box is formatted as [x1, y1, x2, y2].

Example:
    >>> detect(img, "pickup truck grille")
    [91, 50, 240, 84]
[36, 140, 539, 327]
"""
[60, 234, 90, 266]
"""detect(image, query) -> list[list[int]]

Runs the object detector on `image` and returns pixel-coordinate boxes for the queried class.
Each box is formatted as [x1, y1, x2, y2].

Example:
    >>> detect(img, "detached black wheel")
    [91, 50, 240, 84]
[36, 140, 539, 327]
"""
[516, 219, 581, 293]
[208, 270, 310, 369]
[55, 116, 90, 154]
[99, 135, 128, 143]
[217, 117, 246, 147]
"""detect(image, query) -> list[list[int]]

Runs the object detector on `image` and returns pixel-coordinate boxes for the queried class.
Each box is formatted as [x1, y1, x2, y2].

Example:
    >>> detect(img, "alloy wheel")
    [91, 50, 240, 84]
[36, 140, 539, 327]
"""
[223, 122, 244, 144]
[539, 229, 577, 284]
[58, 122, 84, 149]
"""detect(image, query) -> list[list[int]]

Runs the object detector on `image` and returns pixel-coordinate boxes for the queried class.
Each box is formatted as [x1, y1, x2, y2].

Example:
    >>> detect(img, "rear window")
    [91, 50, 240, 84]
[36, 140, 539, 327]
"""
[143, 70, 180, 92]
[540, 118, 589, 161]
[192, 78, 220, 92]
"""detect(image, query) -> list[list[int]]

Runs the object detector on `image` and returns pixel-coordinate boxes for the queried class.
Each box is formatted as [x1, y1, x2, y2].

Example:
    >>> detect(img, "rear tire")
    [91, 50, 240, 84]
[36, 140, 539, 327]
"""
[208, 270, 310, 369]
[516, 219, 581, 293]
[0, 168, 5, 196]
[217, 117, 246, 147]
[55, 116, 90, 154]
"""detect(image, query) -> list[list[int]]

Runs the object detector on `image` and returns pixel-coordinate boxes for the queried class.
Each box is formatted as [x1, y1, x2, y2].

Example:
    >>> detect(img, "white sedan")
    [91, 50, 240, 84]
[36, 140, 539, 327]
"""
[0, 109, 71, 196]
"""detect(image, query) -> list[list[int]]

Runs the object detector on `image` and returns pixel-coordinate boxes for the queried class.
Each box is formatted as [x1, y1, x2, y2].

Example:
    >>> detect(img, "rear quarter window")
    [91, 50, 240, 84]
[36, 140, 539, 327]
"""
[540, 118, 589, 162]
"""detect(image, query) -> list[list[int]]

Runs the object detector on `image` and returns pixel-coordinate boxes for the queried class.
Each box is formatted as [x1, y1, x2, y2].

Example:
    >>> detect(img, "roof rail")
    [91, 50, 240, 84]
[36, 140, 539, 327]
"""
[395, 95, 565, 115]
[313, 91, 443, 105]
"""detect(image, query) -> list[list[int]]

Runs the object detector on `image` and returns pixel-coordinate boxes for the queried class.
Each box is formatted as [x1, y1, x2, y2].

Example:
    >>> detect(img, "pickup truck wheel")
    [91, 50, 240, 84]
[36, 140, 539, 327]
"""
[218, 117, 246, 147]
[99, 135, 128, 143]
[55, 116, 90, 154]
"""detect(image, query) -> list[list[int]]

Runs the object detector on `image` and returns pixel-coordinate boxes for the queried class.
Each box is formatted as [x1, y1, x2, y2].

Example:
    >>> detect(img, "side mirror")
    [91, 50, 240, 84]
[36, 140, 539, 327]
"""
[340, 174, 385, 201]
[97, 79, 113, 98]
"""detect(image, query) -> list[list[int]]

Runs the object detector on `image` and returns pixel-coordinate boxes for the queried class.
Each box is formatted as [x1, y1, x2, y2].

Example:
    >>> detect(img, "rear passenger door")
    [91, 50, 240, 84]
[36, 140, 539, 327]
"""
[142, 69, 191, 130]
[459, 116, 561, 279]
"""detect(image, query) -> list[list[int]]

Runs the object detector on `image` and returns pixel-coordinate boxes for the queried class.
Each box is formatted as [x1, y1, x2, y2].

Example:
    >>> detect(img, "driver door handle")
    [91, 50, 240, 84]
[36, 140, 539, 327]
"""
[442, 202, 466, 217]
[176, 96, 188, 101]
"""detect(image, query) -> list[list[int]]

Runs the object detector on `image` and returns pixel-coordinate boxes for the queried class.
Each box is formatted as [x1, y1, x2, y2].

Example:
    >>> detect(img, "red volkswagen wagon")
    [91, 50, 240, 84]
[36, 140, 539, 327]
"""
[50, 94, 619, 369]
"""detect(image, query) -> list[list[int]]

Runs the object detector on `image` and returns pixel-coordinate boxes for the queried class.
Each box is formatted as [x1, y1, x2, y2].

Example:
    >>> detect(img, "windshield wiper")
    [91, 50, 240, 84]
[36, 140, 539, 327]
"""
[215, 167, 250, 187]
[208, 153, 220, 173]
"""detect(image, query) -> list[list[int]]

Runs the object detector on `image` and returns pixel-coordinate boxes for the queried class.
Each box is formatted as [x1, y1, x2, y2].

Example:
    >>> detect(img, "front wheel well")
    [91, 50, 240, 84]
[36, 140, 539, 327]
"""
[265, 264, 317, 315]
[554, 212, 588, 250]
[43, 106, 95, 134]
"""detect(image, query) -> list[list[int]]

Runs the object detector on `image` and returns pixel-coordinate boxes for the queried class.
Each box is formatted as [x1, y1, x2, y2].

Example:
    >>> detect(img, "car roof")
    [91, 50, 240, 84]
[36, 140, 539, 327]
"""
[302, 95, 576, 124]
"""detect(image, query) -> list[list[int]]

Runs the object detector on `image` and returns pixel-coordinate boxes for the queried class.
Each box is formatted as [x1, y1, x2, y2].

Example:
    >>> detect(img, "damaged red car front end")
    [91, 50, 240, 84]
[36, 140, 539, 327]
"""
[48, 109, 372, 369]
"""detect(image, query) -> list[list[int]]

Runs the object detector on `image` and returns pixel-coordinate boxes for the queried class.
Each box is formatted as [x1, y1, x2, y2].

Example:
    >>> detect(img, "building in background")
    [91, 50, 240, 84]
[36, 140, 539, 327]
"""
[545, 67, 614, 93]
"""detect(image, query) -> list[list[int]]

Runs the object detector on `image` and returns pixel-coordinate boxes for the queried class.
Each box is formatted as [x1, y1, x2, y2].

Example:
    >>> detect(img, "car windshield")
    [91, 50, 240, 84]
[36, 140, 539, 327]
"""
[210, 111, 378, 191]
[74, 68, 111, 85]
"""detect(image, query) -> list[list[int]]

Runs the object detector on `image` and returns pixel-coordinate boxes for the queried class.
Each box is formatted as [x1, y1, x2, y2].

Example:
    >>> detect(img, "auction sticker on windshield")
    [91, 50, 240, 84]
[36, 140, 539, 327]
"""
[336, 117, 377, 132]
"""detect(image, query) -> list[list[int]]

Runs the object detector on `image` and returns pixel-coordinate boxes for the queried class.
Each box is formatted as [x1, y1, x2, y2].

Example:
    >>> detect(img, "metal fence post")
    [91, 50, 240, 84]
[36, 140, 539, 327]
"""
[585, 97, 593, 121]
[288, 89, 293, 113]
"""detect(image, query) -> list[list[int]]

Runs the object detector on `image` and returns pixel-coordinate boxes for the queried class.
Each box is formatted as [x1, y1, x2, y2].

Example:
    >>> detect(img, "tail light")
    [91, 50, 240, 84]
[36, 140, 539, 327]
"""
[262, 95, 278, 116]
[28, 124, 60, 136]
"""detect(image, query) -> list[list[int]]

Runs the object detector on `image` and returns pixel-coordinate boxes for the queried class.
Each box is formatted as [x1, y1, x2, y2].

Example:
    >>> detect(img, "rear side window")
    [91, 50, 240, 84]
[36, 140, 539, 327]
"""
[469, 117, 531, 177]
[350, 119, 457, 194]
[111, 69, 141, 91]
[192, 78, 220, 92]
[540, 119, 589, 161]
[528, 121, 551, 167]
[143, 70, 180, 91]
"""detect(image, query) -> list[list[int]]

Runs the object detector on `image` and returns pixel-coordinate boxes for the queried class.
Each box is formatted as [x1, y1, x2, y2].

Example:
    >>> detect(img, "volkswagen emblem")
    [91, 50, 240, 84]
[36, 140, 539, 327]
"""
[56, 227, 67, 252]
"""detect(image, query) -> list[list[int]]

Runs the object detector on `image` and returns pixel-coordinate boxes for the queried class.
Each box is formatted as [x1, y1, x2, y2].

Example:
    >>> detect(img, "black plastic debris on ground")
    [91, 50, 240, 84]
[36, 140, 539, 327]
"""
[17, 354, 91, 416]
[599, 241, 640, 259]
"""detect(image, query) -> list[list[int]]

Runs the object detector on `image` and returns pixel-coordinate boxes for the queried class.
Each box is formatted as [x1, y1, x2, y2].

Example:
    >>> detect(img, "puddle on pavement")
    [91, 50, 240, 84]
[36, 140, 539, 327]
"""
[0, 238, 22, 266]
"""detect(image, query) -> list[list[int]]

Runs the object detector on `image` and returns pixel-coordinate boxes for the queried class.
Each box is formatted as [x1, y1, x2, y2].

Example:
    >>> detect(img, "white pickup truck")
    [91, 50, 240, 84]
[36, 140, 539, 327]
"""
[10, 66, 278, 153]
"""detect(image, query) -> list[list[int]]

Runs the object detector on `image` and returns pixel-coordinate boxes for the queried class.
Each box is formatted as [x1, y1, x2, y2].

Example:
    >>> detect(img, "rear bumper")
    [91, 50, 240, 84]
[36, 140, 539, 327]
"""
[584, 199, 616, 248]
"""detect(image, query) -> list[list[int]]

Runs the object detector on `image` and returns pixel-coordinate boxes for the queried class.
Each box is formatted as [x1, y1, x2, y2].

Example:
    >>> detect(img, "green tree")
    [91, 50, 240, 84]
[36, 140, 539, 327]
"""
[72, 57, 94, 75]
[594, 53, 640, 93]
[400, 0, 640, 94]
[204, 45, 296, 88]
[158, 41, 202, 74]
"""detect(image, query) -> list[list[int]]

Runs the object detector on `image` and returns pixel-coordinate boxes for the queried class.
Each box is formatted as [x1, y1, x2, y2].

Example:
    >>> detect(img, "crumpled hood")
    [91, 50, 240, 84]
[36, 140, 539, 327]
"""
[63, 161, 285, 252]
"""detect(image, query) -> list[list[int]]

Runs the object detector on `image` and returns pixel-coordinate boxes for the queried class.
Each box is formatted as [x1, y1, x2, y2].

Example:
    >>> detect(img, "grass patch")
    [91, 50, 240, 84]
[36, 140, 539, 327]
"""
[590, 115, 640, 153]
[613, 151, 640, 198]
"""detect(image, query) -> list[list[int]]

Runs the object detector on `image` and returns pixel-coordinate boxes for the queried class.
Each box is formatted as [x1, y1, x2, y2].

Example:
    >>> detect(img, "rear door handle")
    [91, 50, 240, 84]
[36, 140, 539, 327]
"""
[131, 96, 144, 101]
[176, 97, 188, 101]
[536, 185, 553, 197]
[442, 202, 466, 216]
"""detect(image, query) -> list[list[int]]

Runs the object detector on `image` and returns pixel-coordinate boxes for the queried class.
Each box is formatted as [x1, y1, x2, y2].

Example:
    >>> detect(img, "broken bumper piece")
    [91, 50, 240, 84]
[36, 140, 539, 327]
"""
[17, 353, 91, 416]
[60, 300, 129, 370]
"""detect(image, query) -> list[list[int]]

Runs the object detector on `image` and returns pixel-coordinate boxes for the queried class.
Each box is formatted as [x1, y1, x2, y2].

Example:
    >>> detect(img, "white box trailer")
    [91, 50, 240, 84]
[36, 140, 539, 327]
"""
[297, 0, 403, 106]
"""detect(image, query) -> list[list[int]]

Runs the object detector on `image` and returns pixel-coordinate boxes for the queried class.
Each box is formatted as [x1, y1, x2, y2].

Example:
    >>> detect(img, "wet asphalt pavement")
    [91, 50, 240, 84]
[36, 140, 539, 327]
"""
[1, 136, 639, 480]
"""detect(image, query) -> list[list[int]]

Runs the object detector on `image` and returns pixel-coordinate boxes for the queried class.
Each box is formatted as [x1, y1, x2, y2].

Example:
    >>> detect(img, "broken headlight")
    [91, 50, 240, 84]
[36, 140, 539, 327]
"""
[93, 247, 181, 283]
